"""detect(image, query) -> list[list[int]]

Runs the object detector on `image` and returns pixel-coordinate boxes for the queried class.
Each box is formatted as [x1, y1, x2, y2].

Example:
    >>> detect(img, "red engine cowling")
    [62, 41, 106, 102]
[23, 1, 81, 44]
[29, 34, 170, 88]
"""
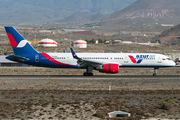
[100, 63, 119, 73]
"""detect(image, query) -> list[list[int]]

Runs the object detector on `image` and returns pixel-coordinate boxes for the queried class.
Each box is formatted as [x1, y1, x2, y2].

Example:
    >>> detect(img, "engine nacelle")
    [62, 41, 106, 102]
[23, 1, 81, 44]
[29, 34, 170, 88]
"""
[99, 63, 119, 73]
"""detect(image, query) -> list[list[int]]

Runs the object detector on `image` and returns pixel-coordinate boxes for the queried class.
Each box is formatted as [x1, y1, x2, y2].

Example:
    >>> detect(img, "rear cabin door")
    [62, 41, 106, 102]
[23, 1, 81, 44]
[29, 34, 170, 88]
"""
[35, 54, 39, 62]
[66, 56, 69, 62]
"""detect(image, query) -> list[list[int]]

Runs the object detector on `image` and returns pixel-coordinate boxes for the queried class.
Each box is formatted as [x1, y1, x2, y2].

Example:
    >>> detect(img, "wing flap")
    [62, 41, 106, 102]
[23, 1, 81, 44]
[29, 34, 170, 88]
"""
[78, 59, 103, 68]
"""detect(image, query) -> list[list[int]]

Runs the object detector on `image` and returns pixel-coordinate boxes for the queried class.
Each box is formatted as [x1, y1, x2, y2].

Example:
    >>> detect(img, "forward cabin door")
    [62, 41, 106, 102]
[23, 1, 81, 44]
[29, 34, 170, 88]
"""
[124, 56, 128, 63]
[158, 56, 162, 63]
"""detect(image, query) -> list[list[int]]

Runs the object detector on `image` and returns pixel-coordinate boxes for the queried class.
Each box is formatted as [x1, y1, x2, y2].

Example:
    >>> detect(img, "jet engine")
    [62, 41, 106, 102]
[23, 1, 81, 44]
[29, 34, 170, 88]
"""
[99, 63, 119, 73]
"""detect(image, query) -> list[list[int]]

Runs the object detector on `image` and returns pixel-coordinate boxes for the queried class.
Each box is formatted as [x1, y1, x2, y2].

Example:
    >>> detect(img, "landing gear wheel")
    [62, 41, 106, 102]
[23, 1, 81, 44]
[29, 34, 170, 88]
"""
[83, 72, 88, 76]
[84, 66, 94, 76]
[89, 73, 93, 76]
[83, 72, 93, 76]
[153, 67, 158, 76]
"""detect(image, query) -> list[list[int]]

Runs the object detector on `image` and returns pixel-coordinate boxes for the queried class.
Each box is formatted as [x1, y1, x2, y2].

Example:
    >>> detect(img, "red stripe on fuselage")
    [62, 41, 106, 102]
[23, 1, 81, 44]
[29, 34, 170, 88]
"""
[40, 53, 73, 66]
[7, 33, 18, 47]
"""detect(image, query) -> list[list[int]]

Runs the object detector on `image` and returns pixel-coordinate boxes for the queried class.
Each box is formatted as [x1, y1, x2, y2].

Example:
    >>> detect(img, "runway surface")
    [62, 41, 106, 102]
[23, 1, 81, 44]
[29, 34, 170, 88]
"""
[0, 75, 180, 79]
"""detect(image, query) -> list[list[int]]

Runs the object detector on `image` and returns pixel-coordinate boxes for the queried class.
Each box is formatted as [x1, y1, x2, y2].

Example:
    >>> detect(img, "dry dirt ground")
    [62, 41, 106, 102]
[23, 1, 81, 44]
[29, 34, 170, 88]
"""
[0, 67, 180, 75]
[0, 67, 180, 120]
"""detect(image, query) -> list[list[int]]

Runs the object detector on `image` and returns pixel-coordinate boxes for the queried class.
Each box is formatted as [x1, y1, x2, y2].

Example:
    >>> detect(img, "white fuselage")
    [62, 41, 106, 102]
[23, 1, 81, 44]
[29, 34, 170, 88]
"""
[42, 53, 175, 68]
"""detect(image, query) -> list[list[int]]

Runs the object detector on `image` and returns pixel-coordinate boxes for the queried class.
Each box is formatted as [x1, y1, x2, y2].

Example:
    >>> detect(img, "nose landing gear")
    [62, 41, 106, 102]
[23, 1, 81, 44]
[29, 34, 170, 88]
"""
[153, 67, 159, 76]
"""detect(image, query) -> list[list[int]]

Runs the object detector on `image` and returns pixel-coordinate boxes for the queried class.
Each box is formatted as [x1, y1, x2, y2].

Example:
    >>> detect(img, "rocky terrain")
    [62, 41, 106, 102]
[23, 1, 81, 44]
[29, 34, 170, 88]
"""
[0, 67, 180, 76]
[0, 72, 180, 119]
[0, 0, 136, 24]
[97, 0, 180, 31]
[0, 68, 180, 119]
[154, 24, 180, 44]
[104, 0, 180, 19]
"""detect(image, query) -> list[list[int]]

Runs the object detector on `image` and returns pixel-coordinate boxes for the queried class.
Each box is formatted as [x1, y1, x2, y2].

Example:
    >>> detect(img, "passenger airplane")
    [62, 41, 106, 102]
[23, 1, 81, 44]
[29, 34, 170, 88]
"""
[4, 26, 175, 76]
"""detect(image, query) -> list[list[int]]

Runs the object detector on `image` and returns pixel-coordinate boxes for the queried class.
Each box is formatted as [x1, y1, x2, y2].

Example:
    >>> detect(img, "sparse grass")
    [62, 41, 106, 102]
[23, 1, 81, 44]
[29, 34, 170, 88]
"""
[121, 108, 129, 112]
[160, 98, 175, 110]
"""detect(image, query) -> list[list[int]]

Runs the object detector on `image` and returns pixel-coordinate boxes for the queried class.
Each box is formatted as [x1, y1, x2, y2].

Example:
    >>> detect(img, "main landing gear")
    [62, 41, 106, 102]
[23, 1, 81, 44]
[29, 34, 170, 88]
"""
[83, 72, 93, 76]
[83, 66, 93, 76]
[153, 67, 159, 76]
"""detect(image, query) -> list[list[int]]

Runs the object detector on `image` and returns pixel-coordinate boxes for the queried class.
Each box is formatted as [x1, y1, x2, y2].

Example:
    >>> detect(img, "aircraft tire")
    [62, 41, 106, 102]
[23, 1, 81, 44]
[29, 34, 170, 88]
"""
[89, 73, 93, 76]
[83, 73, 93, 76]
[83, 73, 88, 76]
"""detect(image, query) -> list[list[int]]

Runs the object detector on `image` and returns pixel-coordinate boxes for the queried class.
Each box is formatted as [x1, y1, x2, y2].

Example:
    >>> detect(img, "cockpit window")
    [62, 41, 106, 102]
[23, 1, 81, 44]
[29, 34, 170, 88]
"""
[166, 58, 171, 60]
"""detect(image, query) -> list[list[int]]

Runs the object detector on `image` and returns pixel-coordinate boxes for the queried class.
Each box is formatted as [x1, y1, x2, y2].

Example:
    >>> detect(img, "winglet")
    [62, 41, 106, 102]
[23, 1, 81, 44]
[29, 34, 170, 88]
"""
[70, 47, 78, 59]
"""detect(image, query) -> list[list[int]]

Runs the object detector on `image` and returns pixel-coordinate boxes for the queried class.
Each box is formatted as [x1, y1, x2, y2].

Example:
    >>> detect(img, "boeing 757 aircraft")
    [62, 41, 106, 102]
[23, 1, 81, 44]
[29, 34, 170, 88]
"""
[4, 27, 175, 76]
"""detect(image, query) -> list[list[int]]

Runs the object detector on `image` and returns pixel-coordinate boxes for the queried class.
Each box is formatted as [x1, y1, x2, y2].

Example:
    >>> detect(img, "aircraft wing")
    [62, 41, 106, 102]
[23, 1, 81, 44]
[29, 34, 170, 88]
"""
[70, 47, 103, 68]
[77, 59, 103, 68]
[6, 55, 29, 61]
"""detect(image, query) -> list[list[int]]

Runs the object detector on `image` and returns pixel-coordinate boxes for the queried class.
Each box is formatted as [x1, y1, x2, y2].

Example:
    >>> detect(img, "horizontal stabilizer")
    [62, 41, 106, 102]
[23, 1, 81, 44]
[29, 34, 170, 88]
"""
[6, 55, 28, 61]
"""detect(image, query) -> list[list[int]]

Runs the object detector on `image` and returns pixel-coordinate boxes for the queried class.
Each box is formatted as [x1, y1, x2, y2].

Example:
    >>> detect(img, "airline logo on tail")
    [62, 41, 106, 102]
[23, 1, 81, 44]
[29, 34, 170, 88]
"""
[6, 32, 18, 47]
[7, 32, 28, 48]
[5, 26, 38, 55]
[16, 40, 28, 48]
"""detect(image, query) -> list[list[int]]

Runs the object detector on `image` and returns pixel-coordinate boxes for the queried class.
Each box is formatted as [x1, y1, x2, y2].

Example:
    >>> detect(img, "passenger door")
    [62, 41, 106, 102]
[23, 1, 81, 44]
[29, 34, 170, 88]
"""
[35, 54, 39, 62]
[158, 56, 162, 63]
[124, 56, 128, 63]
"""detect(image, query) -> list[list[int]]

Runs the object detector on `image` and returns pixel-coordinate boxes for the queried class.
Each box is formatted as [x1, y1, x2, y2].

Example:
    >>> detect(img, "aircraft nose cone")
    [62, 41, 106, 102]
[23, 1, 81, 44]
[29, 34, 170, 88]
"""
[172, 61, 176, 66]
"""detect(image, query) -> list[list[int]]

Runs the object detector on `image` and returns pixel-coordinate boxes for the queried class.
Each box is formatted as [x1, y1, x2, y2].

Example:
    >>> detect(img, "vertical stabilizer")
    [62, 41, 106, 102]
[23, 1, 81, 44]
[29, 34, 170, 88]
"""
[4, 26, 38, 55]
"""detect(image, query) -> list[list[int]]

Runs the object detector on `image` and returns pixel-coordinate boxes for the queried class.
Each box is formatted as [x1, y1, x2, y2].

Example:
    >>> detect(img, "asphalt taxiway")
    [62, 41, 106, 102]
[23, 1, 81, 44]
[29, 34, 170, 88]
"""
[0, 75, 179, 79]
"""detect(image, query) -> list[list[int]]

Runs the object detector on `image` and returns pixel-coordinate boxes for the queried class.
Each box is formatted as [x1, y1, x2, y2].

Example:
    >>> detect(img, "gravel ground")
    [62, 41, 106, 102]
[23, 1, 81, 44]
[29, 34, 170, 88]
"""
[0, 67, 180, 119]
[0, 67, 180, 76]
